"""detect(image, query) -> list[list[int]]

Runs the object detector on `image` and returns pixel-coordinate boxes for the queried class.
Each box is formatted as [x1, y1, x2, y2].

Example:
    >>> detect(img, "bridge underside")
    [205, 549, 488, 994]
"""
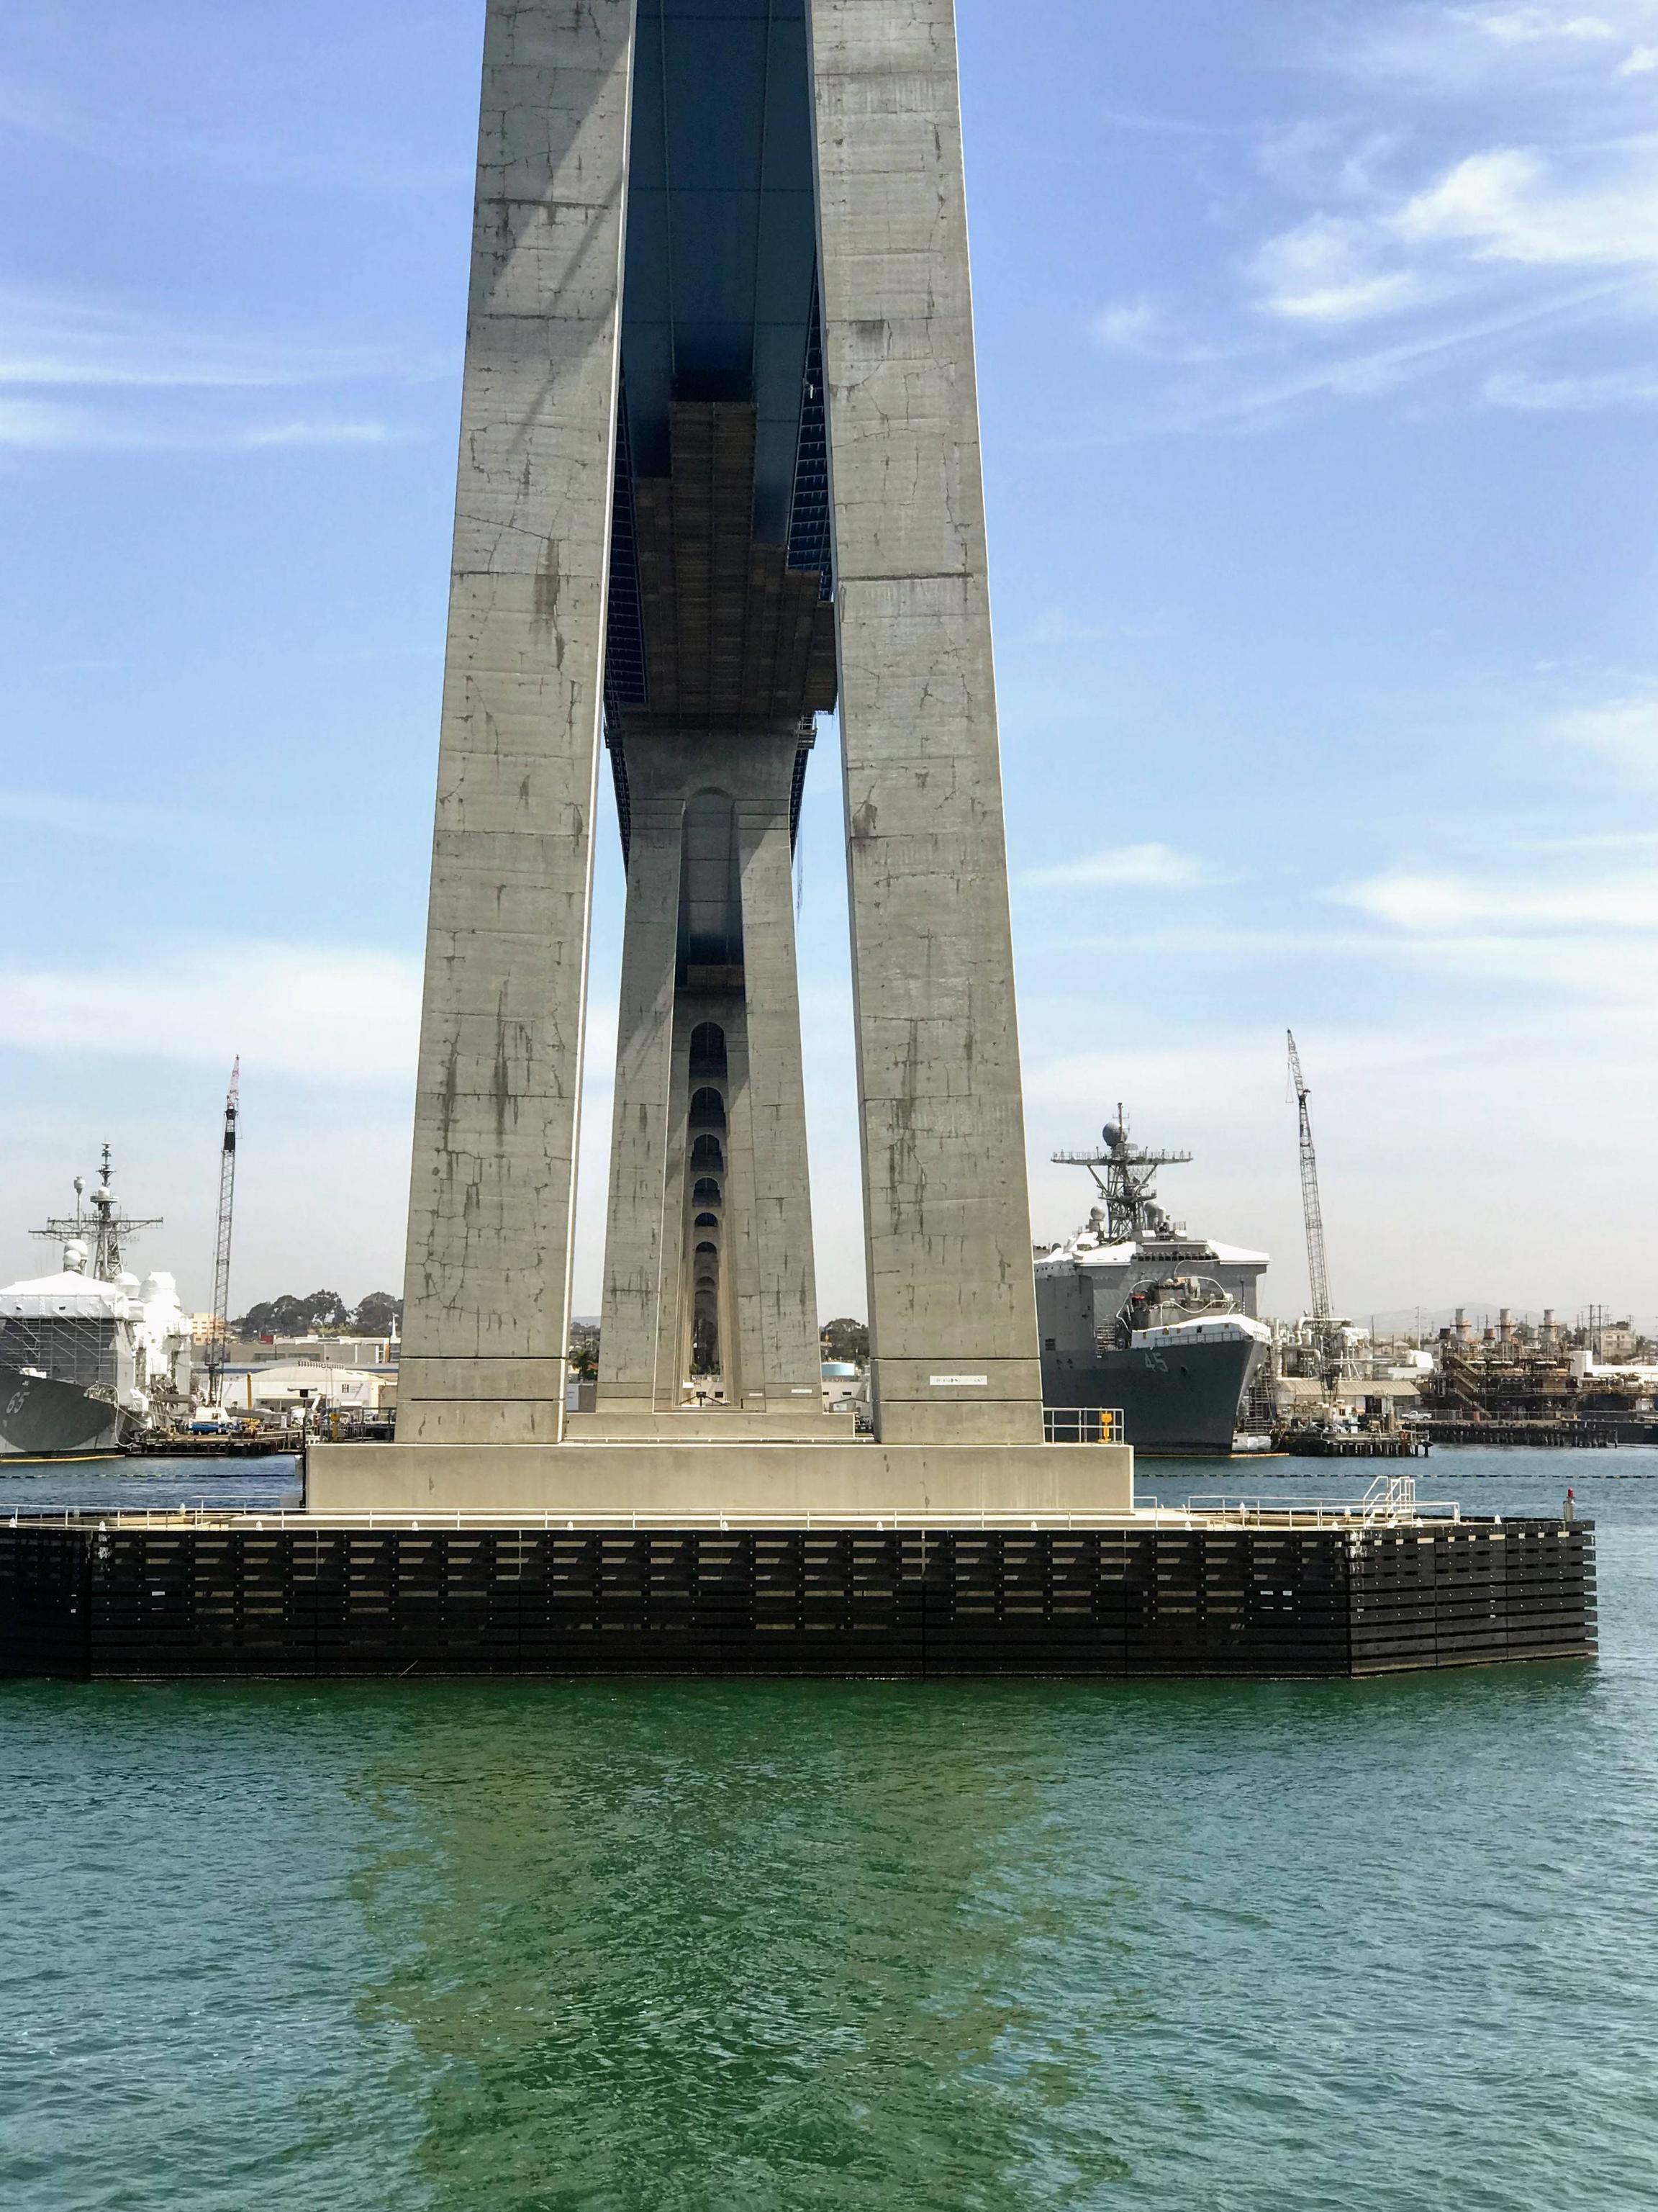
[597, 0, 835, 1416]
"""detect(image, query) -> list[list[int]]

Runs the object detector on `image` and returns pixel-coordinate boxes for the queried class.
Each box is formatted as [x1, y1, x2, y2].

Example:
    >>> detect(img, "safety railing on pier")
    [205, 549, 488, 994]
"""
[1041, 1407, 1125, 1444]
[3, 1492, 1465, 1538]
[4, 1504, 1161, 1534]
[1181, 1472, 1462, 1527]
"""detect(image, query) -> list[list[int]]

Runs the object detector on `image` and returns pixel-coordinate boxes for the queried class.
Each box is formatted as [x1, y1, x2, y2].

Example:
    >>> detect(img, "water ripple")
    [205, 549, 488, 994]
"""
[0, 1457, 1652, 2208]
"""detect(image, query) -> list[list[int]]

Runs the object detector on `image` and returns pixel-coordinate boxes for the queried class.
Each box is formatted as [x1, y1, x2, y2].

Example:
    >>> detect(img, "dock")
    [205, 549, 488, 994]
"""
[1423, 1420, 1624, 1449]
[0, 1490, 1595, 1681]
[126, 1430, 303, 1460]
[1272, 1431, 1429, 1459]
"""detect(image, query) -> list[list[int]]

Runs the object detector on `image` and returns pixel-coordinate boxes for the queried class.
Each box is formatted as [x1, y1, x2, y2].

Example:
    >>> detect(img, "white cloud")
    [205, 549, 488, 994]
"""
[1327, 844, 1658, 1008]
[0, 291, 426, 455]
[0, 398, 402, 453]
[1088, 5, 1658, 429]
[1023, 842, 1220, 890]
[1204, 135, 1658, 420]
[0, 942, 421, 1085]
[1548, 694, 1658, 778]
[1462, 7, 1621, 45]
[0, 789, 201, 839]
[0, 63, 466, 193]
[1089, 299, 1233, 366]
[0, 1098, 419, 1312]
[1005, 607, 1159, 646]
[239, 420, 400, 449]
[1483, 361, 1658, 405]
[1369, 925, 1658, 1003]
[1027, 829, 1658, 1008]
[1093, 300, 1164, 353]
[1347, 2, 1658, 86]
[1020, 1011, 1658, 1316]
[1336, 865, 1658, 931]
[1395, 145, 1658, 266]
[1157, 282, 1620, 428]
[0, 288, 409, 392]
[1251, 215, 1431, 323]
[0, 398, 96, 449]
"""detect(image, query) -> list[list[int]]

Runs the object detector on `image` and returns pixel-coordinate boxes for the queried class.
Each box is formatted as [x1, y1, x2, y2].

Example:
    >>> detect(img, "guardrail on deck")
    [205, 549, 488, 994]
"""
[1042, 1407, 1125, 1444]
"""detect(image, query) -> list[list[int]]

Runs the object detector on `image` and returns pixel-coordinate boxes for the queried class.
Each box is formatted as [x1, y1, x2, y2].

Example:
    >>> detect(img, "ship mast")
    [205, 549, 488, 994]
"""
[32, 1146, 162, 1282]
[1052, 1106, 1193, 1242]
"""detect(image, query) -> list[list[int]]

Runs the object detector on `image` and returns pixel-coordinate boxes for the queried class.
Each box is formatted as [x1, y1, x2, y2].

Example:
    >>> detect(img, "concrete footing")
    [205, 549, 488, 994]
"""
[561, 1411, 856, 1444]
[304, 1440, 1136, 1520]
[0, 1517, 1597, 1680]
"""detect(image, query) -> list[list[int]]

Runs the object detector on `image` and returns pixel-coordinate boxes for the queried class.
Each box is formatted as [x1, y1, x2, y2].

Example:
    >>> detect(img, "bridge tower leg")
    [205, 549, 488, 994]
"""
[346, 0, 1079, 1512]
[810, 0, 1043, 1443]
[395, 0, 635, 1447]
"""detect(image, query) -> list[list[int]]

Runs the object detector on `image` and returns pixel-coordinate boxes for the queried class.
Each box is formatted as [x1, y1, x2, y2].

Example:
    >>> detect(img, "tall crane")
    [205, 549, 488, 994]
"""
[1286, 1031, 1341, 1389]
[205, 1060, 240, 1405]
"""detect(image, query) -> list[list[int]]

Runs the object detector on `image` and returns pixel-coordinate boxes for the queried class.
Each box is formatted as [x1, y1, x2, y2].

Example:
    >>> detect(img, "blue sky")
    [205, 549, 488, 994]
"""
[3, 0, 1657, 1328]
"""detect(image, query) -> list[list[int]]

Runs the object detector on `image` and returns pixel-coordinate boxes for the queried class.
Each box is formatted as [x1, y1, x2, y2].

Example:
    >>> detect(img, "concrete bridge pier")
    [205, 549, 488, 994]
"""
[597, 727, 820, 1419]
[341, 0, 1090, 1509]
[391, 0, 633, 1450]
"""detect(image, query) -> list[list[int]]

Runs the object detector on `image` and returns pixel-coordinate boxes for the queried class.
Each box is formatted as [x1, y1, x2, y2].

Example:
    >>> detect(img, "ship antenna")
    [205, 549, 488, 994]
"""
[30, 1152, 160, 1280]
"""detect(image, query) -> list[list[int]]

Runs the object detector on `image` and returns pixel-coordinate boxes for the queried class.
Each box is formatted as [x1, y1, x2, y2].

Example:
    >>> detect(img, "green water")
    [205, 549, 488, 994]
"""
[3, 1453, 1656, 2209]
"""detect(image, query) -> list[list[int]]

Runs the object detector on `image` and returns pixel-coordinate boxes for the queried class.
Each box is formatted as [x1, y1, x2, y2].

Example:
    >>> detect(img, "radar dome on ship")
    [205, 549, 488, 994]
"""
[1102, 1123, 1122, 1145]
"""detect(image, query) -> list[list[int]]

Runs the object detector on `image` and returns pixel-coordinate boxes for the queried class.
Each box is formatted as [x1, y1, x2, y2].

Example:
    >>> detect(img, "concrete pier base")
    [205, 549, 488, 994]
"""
[305, 1440, 1135, 1520]
[563, 1411, 861, 1443]
[1, 1516, 1598, 1681]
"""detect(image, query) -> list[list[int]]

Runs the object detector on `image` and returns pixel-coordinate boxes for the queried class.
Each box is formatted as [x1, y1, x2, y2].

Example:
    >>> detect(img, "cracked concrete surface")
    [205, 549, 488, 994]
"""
[397, 0, 1043, 1462]
[810, 0, 1043, 1443]
[399, 0, 634, 1445]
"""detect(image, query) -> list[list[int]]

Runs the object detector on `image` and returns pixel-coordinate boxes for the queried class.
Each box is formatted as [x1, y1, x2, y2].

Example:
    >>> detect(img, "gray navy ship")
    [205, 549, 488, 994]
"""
[1035, 1111, 1270, 1454]
[0, 1152, 193, 1458]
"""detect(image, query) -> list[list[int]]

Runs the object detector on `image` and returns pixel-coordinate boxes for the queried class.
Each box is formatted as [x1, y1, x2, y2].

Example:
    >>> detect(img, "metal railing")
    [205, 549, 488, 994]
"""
[1179, 1473, 1462, 1529]
[1042, 1407, 1125, 1444]
[1364, 1471, 1421, 1521]
[8, 1504, 1145, 1535]
[4, 1494, 1469, 1538]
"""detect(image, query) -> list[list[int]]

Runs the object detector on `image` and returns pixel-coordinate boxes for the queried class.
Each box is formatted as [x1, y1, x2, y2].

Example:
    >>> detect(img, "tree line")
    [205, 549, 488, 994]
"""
[232, 1300, 869, 1363]
[232, 1290, 403, 1339]
[565, 1316, 869, 1375]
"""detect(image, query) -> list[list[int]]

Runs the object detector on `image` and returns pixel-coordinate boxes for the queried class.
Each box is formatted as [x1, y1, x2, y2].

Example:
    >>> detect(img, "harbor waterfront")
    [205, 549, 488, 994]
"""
[0, 1453, 1593, 1681]
[0, 1448, 1651, 2210]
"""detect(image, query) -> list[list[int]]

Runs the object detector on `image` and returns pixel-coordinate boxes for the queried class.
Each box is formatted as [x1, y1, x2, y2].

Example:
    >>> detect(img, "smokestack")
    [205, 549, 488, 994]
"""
[1498, 1307, 1510, 1343]
[1455, 1306, 1469, 1340]
[1541, 1307, 1557, 1350]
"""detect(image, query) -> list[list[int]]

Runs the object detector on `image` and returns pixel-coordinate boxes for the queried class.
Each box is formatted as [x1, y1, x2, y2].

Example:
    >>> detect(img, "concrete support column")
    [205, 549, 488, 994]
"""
[808, 0, 1043, 1445]
[594, 727, 823, 1415]
[597, 800, 681, 1410]
[650, 997, 697, 1405]
[721, 996, 765, 1406]
[398, 0, 636, 1445]
[735, 794, 823, 1405]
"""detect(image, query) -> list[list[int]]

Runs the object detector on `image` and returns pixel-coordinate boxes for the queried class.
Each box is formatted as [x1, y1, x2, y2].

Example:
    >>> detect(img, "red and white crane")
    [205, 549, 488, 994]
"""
[205, 1059, 239, 1404]
[1287, 1031, 1342, 1390]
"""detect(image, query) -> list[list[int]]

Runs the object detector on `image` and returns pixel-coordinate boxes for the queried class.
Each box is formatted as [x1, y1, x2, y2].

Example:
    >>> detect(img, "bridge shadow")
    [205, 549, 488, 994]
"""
[351, 1678, 1141, 2211]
